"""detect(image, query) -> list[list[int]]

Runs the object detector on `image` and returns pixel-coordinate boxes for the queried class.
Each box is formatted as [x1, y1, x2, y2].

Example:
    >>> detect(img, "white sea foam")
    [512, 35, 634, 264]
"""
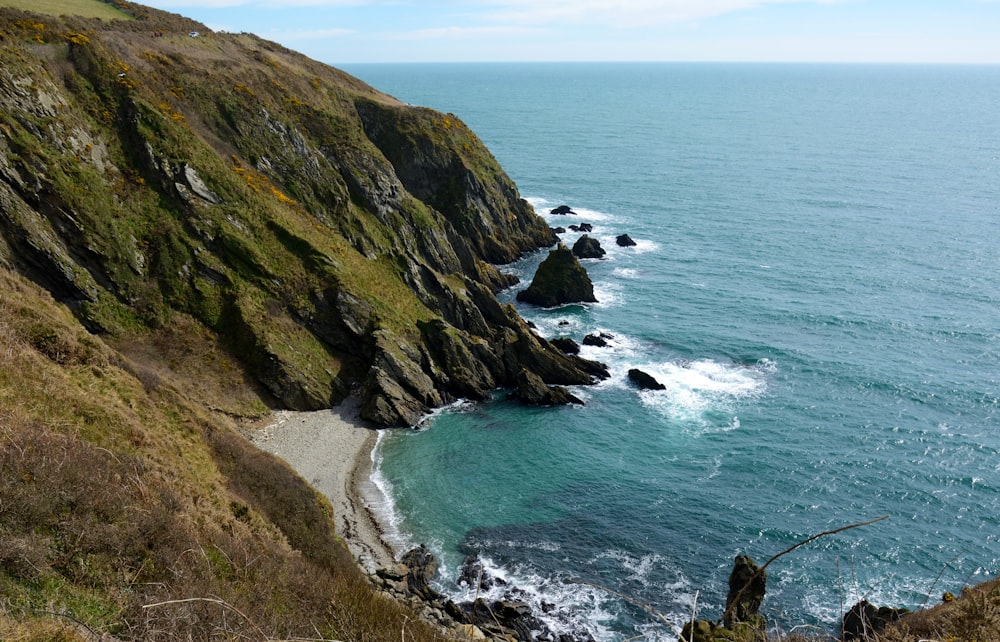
[440, 552, 619, 641]
[613, 267, 640, 279]
[527, 196, 618, 224]
[629, 358, 770, 426]
[368, 431, 413, 555]
[592, 281, 625, 308]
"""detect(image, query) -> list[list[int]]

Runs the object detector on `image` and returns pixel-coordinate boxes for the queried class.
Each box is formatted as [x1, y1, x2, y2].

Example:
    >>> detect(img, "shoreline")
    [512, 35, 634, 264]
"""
[250, 397, 397, 573]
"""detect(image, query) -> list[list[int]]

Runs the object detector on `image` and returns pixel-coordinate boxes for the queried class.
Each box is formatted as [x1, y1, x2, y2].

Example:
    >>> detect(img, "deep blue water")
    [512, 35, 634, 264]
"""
[340, 63, 1000, 640]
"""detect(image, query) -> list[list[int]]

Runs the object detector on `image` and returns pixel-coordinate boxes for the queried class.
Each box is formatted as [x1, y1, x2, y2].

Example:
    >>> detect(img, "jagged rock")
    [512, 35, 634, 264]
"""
[419, 318, 497, 400]
[516, 244, 597, 307]
[182, 164, 223, 204]
[842, 600, 909, 640]
[499, 323, 609, 384]
[578, 223, 593, 232]
[458, 555, 503, 591]
[550, 204, 575, 215]
[552, 226, 566, 234]
[361, 331, 444, 427]
[550, 337, 580, 355]
[568, 224, 580, 232]
[616, 233, 637, 247]
[509, 368, 583, 406]
[572, 234, 606, 260]
[724, 555, 767, 627]
[628, 368, 665, 390]
[400, 545, 443, 601]
[582, 333, 608, 347]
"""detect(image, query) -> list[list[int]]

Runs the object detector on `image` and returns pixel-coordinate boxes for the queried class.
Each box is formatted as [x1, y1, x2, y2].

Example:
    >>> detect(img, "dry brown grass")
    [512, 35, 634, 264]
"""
[0, 268, 452, 641]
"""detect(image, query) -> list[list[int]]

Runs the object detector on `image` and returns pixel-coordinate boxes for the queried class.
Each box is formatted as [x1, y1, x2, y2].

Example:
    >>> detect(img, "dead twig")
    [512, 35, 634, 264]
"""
[142, 597, 267, 640]
[721, 515, 890, 627]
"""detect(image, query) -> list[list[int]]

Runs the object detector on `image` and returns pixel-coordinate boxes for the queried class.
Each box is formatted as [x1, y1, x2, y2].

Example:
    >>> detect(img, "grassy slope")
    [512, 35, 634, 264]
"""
[0, 0, 130, 21]
[0, 4, 456, 640]
[0, 269, 447, 641]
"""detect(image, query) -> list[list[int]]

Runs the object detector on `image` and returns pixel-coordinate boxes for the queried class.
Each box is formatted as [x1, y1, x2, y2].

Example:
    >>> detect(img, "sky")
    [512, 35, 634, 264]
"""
[138, 1, 1000, 65]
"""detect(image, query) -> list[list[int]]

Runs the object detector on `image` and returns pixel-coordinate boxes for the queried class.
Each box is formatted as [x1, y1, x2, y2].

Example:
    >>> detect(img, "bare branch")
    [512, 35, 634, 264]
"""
[720, 515, 890, 627]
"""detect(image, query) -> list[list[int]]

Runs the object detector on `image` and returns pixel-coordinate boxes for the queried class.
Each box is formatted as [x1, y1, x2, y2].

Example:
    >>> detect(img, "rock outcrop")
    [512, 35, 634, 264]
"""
[842, 600, 909, 640]
[550, 337, 581, 354]
[550, 204, 575, 215]
[616, 233, 637, 247]
[508, 368, 583, 406]
[583, 332, 613, 347]
[724, 555, 767, 628]
[0, 6, 603, 426]
[516, 245, 597, 307]
[572, 234, 606, 259]
[627, 368, 665, 390]
[683, 555, 768, 642]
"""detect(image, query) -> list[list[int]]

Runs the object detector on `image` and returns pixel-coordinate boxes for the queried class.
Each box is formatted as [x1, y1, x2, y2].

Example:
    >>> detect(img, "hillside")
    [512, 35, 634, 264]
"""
[2, 3, 996, 642]
[0, 2, 606, 427]
[0, 1, 607, 639]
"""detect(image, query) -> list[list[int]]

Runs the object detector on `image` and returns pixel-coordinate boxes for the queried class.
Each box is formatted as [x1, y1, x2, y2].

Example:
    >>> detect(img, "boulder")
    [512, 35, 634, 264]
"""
[550, 337, 581, 355]
[509, 368, 583, 406]
[724, 555, 766, 628]
[616, 234, 637, 247]
[627, 368, 665, 390]
[578, 222, 593, 232]
[552, 226, 566, 234]
[568, 224, 580, 232]
[842, 600, 909, 640]
[516, 244, 597, 307]
[550, 204, 576, 215]
[572, 234, 606, 260]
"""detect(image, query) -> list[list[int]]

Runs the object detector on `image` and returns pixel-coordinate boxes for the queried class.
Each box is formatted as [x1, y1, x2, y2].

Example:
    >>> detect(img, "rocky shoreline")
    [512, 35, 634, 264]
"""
[251, 399, 588, 641]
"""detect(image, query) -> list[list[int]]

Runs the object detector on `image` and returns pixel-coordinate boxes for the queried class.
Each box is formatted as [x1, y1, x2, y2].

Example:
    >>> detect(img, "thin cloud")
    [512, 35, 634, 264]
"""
[391, 24, 547, 41]
[475, 0, 844, 28]
[267, 27, 356, 41]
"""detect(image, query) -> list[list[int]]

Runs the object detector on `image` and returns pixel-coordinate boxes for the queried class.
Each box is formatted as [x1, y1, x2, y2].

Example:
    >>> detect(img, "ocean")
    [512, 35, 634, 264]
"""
[339, 63, 1000, 640]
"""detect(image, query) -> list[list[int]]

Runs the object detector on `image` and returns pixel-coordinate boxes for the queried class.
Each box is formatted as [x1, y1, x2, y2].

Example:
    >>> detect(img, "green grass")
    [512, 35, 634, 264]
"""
[0, 0, 132, 20]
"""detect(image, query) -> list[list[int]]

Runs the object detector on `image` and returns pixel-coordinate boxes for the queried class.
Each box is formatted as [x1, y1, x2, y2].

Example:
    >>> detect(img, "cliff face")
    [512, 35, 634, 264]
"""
[0, 5, 602, 426]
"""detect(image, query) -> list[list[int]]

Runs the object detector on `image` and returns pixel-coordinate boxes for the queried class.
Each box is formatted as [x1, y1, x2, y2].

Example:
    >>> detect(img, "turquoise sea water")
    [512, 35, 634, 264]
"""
[341, 63, 1000, 639]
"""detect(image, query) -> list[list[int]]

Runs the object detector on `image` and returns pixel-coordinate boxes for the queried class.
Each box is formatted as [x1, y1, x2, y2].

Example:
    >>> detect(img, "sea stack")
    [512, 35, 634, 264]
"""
[516, 244, 597, 307]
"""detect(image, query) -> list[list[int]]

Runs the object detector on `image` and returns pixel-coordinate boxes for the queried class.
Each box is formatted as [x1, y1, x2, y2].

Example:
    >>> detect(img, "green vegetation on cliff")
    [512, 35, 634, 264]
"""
[0, 1, 603, 638]
[0, 1, 604, 428]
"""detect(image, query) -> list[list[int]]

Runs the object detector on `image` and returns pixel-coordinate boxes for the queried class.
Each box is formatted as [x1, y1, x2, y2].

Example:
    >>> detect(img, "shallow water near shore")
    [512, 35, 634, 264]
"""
[344, 63, 1000, 640]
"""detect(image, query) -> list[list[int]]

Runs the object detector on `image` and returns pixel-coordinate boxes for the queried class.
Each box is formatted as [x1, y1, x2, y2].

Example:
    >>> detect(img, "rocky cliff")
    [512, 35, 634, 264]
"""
[0, 3, 604, 426]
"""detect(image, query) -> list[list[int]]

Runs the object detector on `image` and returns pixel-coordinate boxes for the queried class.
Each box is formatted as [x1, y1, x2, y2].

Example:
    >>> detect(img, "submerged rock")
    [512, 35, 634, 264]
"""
[516, 244, 597, 307]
